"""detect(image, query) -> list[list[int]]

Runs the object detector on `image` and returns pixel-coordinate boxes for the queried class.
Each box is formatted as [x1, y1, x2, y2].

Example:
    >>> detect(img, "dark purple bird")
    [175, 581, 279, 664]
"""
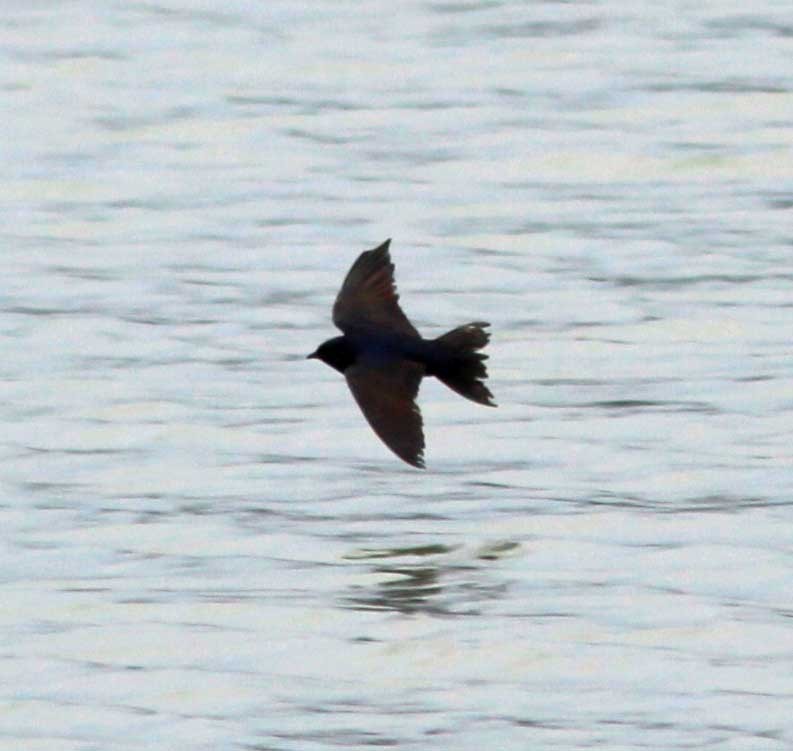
[308, 239, 496, 468]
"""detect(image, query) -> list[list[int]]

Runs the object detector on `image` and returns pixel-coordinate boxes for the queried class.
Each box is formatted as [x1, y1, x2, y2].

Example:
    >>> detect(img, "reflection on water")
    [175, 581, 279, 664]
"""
[343, 543, 517, 615]
[2, 0, 793, 749]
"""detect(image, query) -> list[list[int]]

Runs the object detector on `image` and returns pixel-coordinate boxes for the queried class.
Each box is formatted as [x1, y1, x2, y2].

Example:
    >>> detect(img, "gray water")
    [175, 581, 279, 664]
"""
[2, 2, 793, 749]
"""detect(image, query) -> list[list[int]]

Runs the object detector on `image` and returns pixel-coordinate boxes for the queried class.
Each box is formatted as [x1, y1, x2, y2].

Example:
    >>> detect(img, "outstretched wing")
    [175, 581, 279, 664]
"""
[332, 239, 419, 337]
[344, 358, 425, 468]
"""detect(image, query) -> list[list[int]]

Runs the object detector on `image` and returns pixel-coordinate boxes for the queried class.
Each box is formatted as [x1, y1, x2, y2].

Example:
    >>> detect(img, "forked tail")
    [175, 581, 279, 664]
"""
[432, 322, 496, 407]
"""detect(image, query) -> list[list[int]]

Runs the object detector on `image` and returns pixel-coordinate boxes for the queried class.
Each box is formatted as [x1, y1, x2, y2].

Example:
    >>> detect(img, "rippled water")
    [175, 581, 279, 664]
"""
[2, 2, 793, 749]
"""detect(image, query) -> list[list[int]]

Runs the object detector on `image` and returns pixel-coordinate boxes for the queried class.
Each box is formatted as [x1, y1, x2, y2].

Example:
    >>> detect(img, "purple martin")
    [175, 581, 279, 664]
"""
[308, 239, 495, 468]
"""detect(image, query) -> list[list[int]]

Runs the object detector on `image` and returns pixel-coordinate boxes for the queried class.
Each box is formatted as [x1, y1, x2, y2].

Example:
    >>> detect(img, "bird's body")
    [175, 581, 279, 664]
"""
[312, 331, 431, 374]
[308, 239, 495, 468]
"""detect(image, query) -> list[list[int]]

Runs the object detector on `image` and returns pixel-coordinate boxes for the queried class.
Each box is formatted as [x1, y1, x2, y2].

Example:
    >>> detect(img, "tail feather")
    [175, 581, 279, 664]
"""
[432, 322, 496, 407]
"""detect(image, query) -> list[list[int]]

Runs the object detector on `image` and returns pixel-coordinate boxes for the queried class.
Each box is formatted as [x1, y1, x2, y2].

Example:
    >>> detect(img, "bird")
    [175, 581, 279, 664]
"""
[307, 239, 495, 468]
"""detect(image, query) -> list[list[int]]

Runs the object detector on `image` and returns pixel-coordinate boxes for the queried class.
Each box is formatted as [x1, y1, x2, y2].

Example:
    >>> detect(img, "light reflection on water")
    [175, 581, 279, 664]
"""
[2, 1, 793, 749]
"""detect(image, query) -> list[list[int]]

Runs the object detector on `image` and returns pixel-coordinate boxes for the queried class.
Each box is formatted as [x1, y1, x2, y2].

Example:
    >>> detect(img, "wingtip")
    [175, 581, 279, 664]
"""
[398, 448, 425, 469]
[401, 451, 425, 469]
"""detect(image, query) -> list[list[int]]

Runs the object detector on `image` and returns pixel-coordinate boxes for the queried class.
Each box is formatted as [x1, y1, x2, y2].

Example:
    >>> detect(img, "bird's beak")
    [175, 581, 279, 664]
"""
[307, 351, 318, 360]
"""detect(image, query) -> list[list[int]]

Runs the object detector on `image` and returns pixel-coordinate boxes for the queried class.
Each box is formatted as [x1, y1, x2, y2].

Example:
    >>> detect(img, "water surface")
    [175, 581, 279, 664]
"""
[2, 1, 792, 749]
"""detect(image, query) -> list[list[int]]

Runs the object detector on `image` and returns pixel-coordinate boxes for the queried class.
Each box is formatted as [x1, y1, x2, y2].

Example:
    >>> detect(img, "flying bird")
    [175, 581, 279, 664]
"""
[307, 239, 495, 468]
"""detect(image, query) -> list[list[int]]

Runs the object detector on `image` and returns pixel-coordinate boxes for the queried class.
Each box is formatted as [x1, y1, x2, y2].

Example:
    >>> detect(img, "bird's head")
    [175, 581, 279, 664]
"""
[307, 336, 355, 374]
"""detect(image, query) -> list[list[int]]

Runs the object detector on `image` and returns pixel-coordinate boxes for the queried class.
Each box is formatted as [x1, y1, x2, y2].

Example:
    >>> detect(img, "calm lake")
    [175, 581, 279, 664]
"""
[2, 1, 792, 749]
